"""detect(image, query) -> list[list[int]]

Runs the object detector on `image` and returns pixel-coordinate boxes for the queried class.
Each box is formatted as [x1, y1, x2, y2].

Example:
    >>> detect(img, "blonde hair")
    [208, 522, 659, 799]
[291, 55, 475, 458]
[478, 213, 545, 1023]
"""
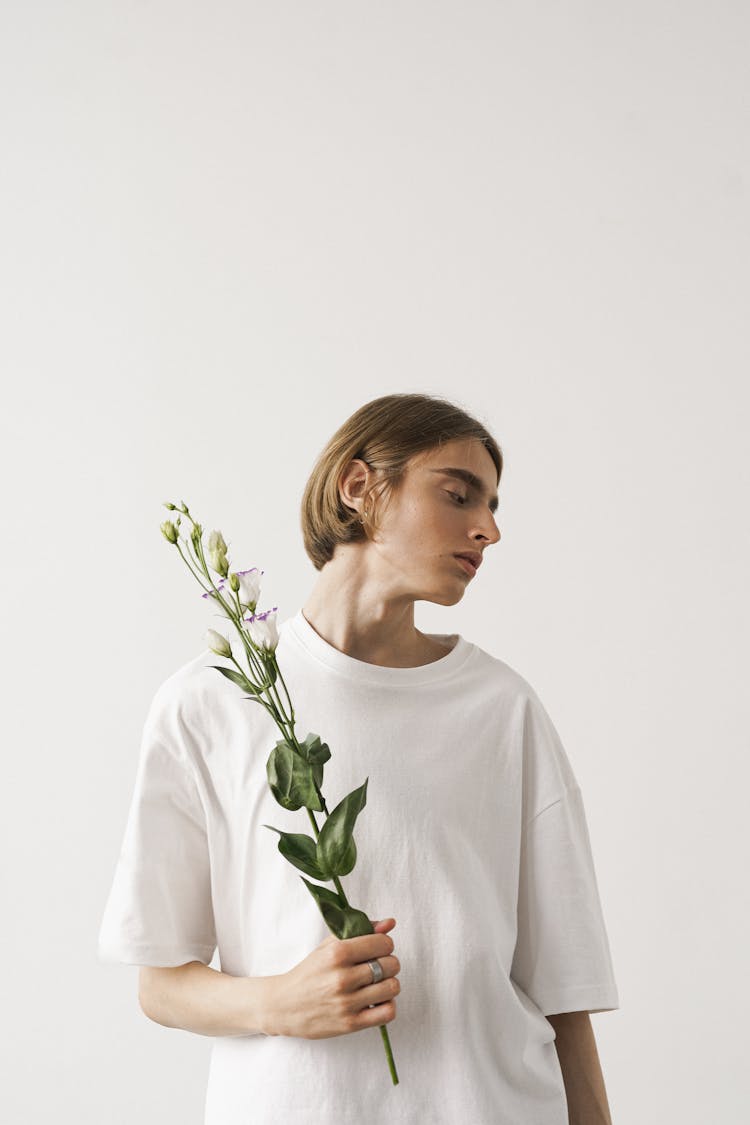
[300, 393, 503, 571]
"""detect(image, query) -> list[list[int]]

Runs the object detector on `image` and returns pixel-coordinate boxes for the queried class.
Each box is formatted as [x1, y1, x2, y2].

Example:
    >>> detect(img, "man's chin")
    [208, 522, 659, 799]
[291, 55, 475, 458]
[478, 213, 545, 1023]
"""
[420, 586, 465, 608]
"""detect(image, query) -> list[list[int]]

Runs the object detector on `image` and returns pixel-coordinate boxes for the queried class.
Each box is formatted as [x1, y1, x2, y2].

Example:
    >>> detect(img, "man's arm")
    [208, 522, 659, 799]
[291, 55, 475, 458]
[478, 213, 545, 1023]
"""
[546, 1010, 613, 1125]
[138, 961, 277, 1037]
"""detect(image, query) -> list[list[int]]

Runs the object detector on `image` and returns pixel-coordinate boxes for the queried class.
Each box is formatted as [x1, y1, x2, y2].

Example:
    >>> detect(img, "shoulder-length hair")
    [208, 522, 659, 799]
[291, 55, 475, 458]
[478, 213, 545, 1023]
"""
[300, 393, 503, 571]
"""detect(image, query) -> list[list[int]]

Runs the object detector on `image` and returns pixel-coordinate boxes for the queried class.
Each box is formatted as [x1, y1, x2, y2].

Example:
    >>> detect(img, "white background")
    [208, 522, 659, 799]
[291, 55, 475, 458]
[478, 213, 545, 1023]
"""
[2, 2, 748, 1122]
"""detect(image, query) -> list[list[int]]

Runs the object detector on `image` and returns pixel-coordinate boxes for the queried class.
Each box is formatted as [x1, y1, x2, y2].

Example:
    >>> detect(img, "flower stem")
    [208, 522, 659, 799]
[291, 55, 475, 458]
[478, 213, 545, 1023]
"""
[380, 1026, 399, 1084]
[169, 507, 400, 1083]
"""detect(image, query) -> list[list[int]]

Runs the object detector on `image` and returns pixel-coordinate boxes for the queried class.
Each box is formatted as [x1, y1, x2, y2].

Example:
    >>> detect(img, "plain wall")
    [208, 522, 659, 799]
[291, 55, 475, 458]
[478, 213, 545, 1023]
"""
[2, 2, 748, 1122]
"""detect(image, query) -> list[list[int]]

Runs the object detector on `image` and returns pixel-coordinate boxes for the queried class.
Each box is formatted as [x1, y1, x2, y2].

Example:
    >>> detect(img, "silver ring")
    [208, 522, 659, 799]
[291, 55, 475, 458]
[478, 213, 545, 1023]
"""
[367, 958, 384, 984]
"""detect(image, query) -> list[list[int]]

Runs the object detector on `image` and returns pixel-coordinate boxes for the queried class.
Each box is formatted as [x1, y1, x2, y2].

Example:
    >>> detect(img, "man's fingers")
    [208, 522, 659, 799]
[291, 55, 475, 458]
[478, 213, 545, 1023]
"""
[339, 932, 395, 963]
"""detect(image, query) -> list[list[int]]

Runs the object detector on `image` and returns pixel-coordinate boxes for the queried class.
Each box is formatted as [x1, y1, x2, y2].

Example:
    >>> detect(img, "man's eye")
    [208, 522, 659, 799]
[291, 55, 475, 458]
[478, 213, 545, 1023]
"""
[447, 491, 467, 505]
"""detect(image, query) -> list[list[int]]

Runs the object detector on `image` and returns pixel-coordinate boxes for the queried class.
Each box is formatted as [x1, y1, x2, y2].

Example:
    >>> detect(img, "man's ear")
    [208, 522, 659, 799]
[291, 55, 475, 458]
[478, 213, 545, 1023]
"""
[338, 457, 371, 516]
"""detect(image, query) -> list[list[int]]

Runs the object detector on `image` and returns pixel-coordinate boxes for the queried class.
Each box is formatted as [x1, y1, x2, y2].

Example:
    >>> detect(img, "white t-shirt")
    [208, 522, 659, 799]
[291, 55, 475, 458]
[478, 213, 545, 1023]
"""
[98, 609, 619, 1124]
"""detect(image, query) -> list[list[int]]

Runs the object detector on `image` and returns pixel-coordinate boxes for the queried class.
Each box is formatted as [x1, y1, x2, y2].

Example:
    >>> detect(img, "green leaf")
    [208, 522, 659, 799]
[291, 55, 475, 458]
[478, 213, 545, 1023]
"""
[266, 743, 323, 812]
[298, 732, 332, 768]
[316, 778, 368, 877]
[318, 836, 357, 878]
[337, 906, 376, 939]
[299, 878, 343, 910]
[295, 731, 331, 788]
[299, 877, 375, 939]
[262, 826, 329, 880]
[209, 665, 261, 695]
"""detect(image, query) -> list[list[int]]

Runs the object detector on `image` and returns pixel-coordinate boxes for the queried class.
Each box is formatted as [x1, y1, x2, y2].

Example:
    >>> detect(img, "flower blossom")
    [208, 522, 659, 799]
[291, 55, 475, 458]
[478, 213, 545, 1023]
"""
[244, 607, 279, 652]
[201, 567, 264, 616]
[234, 568, 263, 609]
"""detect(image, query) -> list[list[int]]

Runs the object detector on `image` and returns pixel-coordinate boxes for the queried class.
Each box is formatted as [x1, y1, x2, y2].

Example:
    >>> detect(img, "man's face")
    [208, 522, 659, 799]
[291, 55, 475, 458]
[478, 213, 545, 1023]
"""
[365, 437, 501, 606]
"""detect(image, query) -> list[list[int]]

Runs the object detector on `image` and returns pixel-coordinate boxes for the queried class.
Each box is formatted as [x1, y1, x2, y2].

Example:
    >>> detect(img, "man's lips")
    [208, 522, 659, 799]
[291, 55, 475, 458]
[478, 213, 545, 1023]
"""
[453, 554, 479, 577]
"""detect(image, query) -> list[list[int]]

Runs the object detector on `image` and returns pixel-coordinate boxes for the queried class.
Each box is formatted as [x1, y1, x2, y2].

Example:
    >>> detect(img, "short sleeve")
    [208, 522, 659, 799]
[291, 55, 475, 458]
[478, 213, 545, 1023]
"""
[510, 784, 620, 1017]
[97, 682, 218, 968]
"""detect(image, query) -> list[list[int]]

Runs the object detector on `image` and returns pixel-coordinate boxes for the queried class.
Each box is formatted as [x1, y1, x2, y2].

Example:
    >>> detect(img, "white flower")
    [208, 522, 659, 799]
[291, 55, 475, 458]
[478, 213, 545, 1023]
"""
[201, 587, 233, 618]
[244, 607, 279, 651]
[235, 568, 263, 609]
[205, 628, 232, 658]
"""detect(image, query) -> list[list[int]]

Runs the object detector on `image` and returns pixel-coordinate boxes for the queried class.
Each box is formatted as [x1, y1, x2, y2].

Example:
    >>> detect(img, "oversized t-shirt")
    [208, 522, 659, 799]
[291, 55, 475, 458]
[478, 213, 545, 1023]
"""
[97, 608, 619, 1124]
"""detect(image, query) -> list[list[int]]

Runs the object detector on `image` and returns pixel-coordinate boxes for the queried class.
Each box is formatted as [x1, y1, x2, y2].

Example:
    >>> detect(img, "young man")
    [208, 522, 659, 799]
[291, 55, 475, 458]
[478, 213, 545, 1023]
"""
[99, 394, 619, 1124]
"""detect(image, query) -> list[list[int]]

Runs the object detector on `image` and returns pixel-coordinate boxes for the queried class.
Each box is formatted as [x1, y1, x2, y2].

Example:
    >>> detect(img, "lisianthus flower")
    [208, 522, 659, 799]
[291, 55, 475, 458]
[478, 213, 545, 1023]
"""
[207, 529, 229, 577]
[201, 567, 264, 614]
[161, 500, 399, 1083]
[160, 520, 179, 544]
[244, 607, 279, 651]
[234, 568, 263, 609]
[201, 588, 233, 617]
[205, 629, 232, 658]
[207, 529, 228, 555]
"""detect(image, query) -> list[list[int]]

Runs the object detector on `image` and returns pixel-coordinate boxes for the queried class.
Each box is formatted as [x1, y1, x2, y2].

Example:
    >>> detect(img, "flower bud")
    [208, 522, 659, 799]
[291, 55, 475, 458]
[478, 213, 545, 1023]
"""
[205, 628, 232, 658]
[244, 607, 279, 652]
[209, 550, 229, 578]
[207, 529, 228, 555]
[228, 572, 240, 593]
[163, 501, 176, 510]
[207, 529, 229, 577]
[160, 520, 179, 544]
